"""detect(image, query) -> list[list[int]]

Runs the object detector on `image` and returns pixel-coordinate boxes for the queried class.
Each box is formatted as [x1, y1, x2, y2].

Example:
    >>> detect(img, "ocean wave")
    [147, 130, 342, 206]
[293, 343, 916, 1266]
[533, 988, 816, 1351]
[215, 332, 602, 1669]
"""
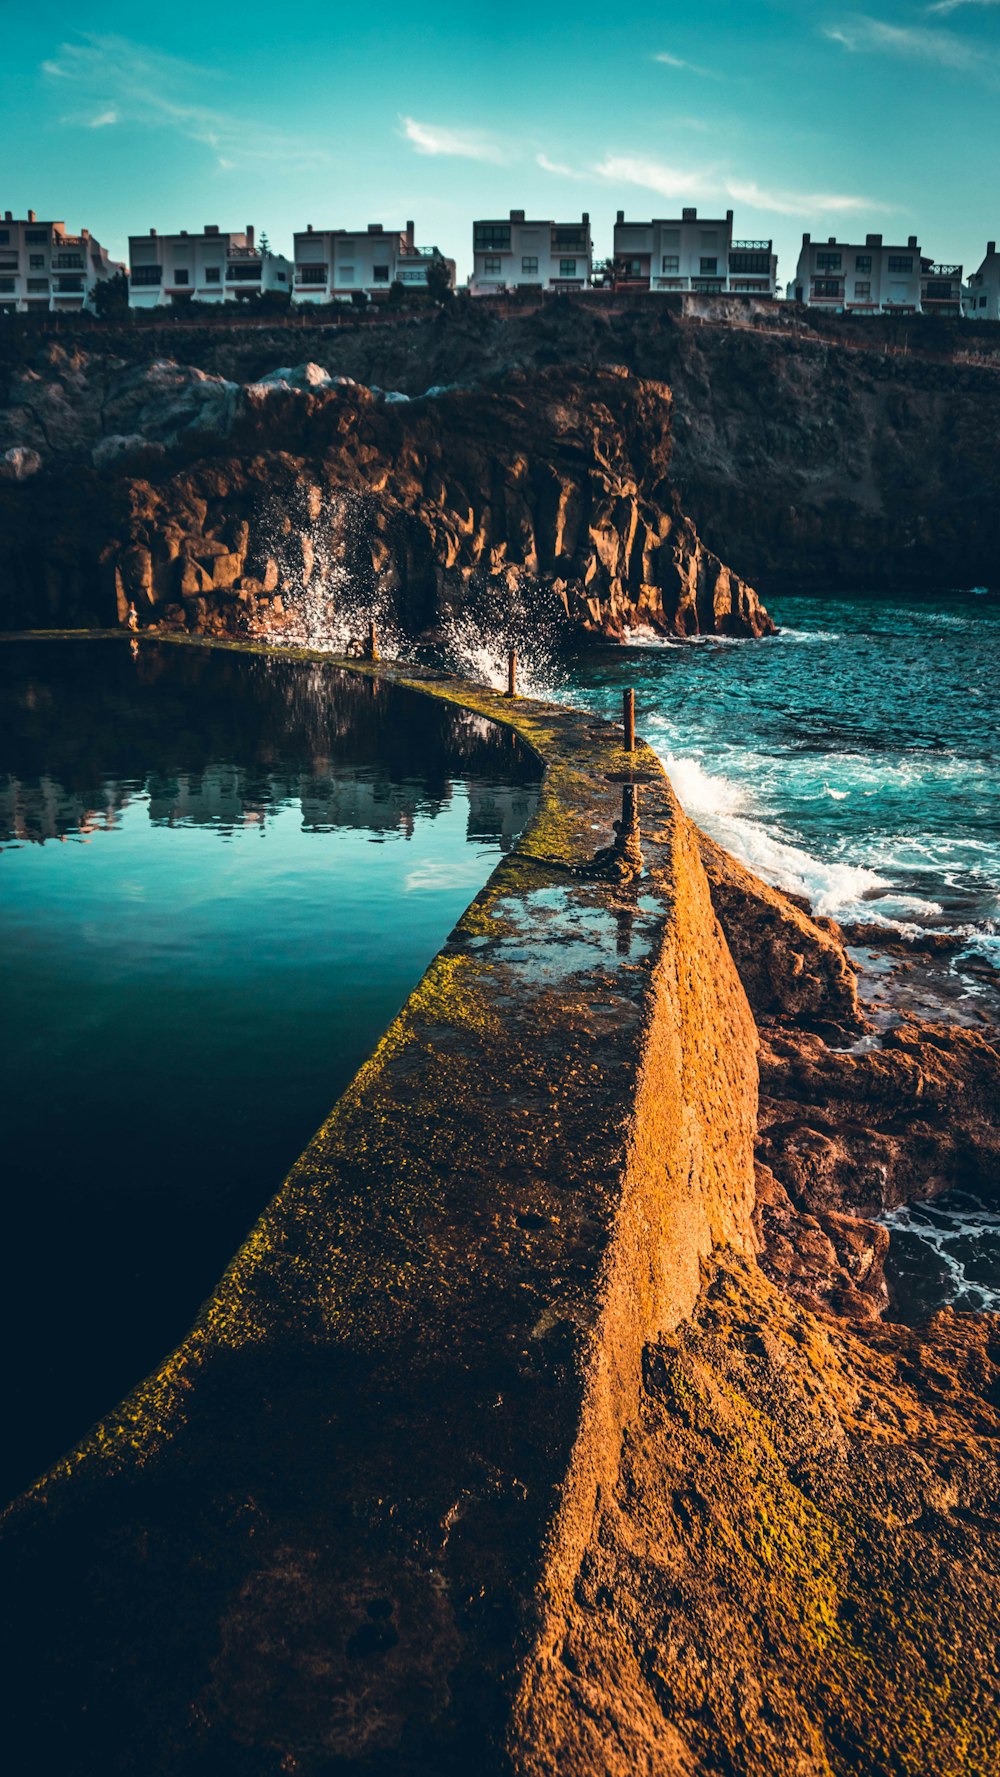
[883, 1198, 1000, 1314]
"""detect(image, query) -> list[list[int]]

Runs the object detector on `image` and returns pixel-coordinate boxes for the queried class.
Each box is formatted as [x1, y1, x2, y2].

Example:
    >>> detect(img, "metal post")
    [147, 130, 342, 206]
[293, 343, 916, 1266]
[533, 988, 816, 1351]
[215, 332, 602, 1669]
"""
[623, 686, 635, 752]
[506, 647, 518, 698]
[367, 618, 379, 662]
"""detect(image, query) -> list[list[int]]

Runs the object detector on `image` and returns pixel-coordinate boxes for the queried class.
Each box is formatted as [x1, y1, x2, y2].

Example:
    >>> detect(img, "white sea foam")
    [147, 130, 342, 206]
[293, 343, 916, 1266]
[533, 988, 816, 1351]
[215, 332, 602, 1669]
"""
[883, 1200, 1000, 1314]
[658, 750, 891, 918]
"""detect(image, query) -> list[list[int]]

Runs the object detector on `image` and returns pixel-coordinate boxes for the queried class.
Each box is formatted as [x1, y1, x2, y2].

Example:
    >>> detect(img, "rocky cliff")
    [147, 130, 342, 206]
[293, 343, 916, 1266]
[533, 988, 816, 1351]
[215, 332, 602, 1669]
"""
[6, 302, 996, 598]
[0, 345, 772, 642]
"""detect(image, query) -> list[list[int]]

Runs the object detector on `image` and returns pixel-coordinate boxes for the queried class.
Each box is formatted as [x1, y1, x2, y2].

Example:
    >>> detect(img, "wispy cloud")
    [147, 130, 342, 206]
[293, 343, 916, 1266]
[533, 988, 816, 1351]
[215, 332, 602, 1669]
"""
[536, 152, 589, 179]
[40, 33, 328, 169]
[538, 150, 888, 218]
[726, 177, 890, 216]
[653, 51, 718, 78]
[400, 116, 510, 164]
[594, 154, 710, 200]
[823, 14, 997, 75]
[926, 0, 1000, 13]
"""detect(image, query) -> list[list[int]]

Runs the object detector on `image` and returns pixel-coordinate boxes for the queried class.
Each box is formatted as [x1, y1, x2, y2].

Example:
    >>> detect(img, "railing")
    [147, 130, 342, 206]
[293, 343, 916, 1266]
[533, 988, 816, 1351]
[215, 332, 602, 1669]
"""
[926, 264, 961, 278]
[731, 239, 772, 251]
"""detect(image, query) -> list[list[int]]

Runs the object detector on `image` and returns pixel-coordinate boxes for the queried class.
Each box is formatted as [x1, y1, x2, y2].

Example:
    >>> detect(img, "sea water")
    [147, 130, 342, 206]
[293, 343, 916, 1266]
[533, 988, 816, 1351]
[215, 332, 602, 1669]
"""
[560, 590, 1000, 1321]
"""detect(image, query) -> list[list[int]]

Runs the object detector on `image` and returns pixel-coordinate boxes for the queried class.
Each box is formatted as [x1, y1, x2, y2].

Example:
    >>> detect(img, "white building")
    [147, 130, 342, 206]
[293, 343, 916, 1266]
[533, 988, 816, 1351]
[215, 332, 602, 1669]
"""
[292, 222, 455, 302]
[468, 211, 592, 294]
[0, 209, 123, 313]
[920, 259, 963, 318]
[963, 242, 1000, 321]
[612, 209, 777, 295]
[127, 225, 291, 308]
[790, 233, 923, 313]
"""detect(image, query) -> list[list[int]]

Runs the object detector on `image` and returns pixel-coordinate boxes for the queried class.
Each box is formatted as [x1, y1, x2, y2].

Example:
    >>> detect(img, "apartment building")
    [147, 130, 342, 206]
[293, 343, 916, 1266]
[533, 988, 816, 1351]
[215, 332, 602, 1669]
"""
[920, 259, 963, 317]
[790, 233, 923, 313]
[963, 242, 1000, 320]
[468, 211, 592, 293]
[292, 222, 455, 302]
[127, 225, 291, 308]
[612, 209, 775, 295]
[0, 209, 123, 313]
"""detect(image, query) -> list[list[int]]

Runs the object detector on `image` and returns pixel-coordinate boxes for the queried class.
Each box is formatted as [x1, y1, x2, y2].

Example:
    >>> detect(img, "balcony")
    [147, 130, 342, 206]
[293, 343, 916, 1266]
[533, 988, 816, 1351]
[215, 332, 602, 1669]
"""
[731, 240, 772, 251]
[927, 263, 961, 277]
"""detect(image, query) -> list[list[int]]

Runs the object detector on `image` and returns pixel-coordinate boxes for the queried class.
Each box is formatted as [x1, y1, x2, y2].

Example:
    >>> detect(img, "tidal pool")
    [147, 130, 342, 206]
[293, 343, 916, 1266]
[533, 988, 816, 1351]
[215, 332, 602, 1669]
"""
[0, 639, 539, 1501]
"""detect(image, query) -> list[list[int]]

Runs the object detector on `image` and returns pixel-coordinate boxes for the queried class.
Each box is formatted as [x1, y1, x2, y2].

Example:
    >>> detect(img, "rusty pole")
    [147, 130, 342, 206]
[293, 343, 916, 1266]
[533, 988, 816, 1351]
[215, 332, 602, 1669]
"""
[367, 618, 379, 662]
[623, 686, 635, 752]
[506, 647, 518, 698]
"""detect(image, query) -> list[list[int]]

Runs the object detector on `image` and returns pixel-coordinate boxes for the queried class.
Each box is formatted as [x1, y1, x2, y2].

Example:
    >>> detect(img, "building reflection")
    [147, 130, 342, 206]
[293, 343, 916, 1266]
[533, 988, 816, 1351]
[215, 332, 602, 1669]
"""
[0, 641, 540, 849]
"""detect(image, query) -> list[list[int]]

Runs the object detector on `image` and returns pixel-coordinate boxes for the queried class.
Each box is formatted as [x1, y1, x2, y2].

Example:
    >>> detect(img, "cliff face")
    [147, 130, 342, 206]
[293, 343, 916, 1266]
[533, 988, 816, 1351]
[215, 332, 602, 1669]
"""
[0, 347, 772, 641]
[6, 304, 996, 597]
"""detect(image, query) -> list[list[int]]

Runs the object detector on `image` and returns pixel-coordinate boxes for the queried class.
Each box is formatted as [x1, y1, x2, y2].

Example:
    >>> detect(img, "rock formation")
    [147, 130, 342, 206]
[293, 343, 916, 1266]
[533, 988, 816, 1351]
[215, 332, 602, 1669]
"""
[0, 344, 773, 642]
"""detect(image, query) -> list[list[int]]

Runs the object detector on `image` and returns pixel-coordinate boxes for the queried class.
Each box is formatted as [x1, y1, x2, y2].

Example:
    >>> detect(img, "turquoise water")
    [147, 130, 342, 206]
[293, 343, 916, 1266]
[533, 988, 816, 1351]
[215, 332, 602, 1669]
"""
[563, 591, 1000, 982]
[0, 640, 539, 1500]
[557, 591, 1000, 1321]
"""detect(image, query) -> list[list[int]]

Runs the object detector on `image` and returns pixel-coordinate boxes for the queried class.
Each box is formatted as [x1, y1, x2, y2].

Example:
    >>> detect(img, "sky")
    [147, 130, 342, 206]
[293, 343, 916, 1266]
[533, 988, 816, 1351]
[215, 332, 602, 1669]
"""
[4, 0, 1000, 284]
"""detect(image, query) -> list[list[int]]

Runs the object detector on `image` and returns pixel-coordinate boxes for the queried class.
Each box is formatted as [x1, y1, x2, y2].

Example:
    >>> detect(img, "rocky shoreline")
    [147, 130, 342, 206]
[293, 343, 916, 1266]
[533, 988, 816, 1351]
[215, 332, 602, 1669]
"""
[0, 345, 773, 644]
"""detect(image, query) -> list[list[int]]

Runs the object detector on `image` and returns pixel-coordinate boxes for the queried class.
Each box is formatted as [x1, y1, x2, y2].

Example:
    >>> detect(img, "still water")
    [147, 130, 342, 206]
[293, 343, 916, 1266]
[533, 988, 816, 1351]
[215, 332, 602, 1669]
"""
[0, 639, 539, 1501]
[559, 590, 1000, 1321]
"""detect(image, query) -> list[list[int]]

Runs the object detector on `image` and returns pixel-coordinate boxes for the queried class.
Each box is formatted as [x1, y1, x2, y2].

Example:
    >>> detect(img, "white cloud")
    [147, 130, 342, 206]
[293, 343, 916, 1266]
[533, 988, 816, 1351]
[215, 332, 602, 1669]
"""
[927, 0, 1000, 13]
[536, 152, 588, 179]
[40, 34, 328, 169]
[653, 51, 717, 77]
[725, 177, 890, 216]
[400, 116, 510, 164]
[822, 15, 996, 74]
[594, 154, 711, 200]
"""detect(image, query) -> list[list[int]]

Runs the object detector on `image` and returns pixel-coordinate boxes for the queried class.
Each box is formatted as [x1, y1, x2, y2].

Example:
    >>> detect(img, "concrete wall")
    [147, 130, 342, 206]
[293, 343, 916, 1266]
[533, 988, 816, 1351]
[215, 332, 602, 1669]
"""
[0, 640, 759, 1774]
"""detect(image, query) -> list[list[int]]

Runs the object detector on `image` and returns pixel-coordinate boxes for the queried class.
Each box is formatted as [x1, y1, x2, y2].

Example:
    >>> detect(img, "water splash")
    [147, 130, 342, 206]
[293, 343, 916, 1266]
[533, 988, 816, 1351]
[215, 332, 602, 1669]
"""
[246, 487, 405, 658]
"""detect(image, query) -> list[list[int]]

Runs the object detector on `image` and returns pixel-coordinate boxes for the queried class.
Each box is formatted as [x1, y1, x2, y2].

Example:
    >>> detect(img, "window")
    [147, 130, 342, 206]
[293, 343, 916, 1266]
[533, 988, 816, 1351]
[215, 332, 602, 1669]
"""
[924, 280, 954, 301]
[854, 281, 871, 299]
[662, 255, 679, 273]
[553, 228, 586, 249]
[26, 278, 49, 292]
[52, 253, 82, 269]
[174, 269, 190, 285]
[29, 254, 44, 269]
[339, 266, 355, 284]
[559, 259, 577, 277]
[521, 256, 539, 274]
[816, 251, 842, 271]
[205, 266, 221, 284]
[729, 252, 770, 275]
[980, 295, 988, 309]
[0, 277, 15, 293]
[276, 270, 287, 283]
[24, 229, 48, 244]
[624, 259, 644, 277]
[130, 265, 162, 286]
[855, 254, 872, 273]
[699, 257, 717, 274]
[54, 276, 84, 292]
[813, 278, 842, 298]
[888, 255, 912, 273]
[484, 256, 502, 274]
[0, 229, 8, 244]
[474, 224, 511, 252]
[373, 265, 389, 283]
[297, 265, 326, 285]
[226, 262, 261, 281]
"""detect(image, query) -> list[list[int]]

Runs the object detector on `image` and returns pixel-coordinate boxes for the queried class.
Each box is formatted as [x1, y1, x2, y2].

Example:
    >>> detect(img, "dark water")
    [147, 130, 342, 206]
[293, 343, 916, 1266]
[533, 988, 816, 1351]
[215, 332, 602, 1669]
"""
[0, 639, 539, 1501]
[556, 590, 1000, 1321]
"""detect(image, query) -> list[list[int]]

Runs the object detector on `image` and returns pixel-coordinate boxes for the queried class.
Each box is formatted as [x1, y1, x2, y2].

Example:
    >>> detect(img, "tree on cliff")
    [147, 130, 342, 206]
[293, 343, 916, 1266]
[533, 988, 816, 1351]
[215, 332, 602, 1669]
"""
[93, 271, 129, 319]
[425, 256, 454, 305]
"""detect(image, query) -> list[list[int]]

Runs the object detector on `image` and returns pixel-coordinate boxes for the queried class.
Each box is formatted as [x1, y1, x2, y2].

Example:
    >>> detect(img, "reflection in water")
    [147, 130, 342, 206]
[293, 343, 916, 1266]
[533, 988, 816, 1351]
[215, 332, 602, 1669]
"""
[0, 640, 539, 1502]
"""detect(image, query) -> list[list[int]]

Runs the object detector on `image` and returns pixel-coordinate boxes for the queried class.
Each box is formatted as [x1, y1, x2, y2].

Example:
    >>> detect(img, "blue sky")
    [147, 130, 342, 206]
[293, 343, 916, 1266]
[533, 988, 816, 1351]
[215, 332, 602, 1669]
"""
[5, 1, 999, 281]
